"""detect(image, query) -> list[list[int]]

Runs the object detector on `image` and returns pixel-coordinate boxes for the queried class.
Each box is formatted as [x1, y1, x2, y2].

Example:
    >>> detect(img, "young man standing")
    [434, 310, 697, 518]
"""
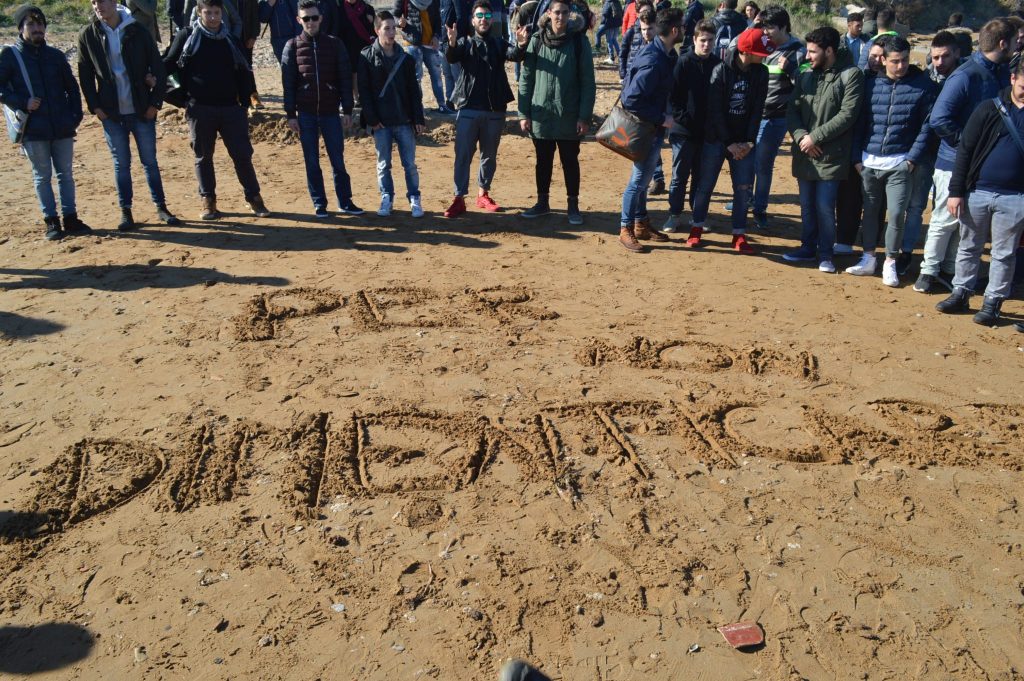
[0, 6, 89, 240]
[782, 26, 863, 274]
[747, 4, 804, 229]
[709, 0, 747, 60]
[394, 0, 453, 115]
[358, 10, 426, 217]
[857, 7, 898, 69]
[282, 0, 363, 218]
[617, 7, 684, 252]
[663, 19, 719, 233]
[164, 0, 269, 220]
[936, 59, 1024, 325]
[688, 27, 773, 252]
[442, 1, 528, 218]
[899, 31, 962, 274]
[518, 0, 595, 224]
[916, 19, 1015, 294]
[847, 36, 936, 286]
[79, 0, 180, 231]
[844, 12, 867, 67]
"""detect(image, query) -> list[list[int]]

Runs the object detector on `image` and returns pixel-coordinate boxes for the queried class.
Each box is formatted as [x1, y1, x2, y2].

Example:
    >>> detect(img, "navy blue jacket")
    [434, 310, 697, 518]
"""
[600, 0, 622, 29]
[682, 0, 703, 38]
[854, 65, 936, 164]
[621, 36, 675, 126]
[260, 0, 338, 43]
[0, 39, 83, 142]
[618, 23, 646, 80]
[929, 51, 1011, 171]
[441, 0, 473, 37]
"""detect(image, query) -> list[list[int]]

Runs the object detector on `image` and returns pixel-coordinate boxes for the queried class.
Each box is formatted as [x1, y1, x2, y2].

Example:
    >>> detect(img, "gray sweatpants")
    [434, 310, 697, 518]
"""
[953, 189, 1024, 300]
[453, 108, 505, 197]
[860, 162, 913, 257]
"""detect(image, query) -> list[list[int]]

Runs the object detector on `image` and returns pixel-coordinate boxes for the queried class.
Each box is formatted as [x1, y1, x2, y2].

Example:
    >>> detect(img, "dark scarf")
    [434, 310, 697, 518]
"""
[344, 0, 374, 44]
[180, 17, 250, 70]
[538, 13, 583, 49]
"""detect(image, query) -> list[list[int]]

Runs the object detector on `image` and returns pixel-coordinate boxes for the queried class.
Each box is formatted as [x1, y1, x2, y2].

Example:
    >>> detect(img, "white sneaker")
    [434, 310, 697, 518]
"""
[662, 214, 683, 233]
[819, 260, 836, 274]
[833, 243, 855, 255]
[882, 258, 899, 287]
[845, 252, 877, 276]
[377, 194, 393, 217]
[410, 196, 424, 218]
[603, 57, 615, 65]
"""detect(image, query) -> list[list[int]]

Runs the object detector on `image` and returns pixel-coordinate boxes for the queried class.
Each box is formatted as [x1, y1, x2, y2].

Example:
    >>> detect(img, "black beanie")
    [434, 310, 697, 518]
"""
[14, 5, 47, 30]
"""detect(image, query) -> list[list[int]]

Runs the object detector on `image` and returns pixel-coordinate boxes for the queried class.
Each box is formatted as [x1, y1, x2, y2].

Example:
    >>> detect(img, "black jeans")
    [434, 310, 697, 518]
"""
[532, 138, 580, 198]
[836, 163, 862, 247]
[186, 103, 261, 200]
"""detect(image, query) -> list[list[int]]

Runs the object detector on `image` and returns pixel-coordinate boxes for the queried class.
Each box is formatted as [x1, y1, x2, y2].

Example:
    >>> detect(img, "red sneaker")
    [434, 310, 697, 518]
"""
[443, 195, 466, 218]
[685, 226, 703, 248]
[475, 192, 500, 212]
[732, 233, 754, 254]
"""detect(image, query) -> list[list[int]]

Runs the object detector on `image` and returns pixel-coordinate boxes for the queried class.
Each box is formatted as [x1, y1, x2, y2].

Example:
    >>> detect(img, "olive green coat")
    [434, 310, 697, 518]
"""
[517, 19, 596, 141]
[786, 58, 863, 181]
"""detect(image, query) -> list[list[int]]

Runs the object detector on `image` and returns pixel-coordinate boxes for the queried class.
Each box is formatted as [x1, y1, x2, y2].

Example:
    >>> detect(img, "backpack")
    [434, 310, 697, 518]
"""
[713, 18, 740, 60]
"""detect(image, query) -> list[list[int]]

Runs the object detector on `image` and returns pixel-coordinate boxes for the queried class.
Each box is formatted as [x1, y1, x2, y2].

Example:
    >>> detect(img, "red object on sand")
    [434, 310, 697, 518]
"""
[717, 622, 764, 648]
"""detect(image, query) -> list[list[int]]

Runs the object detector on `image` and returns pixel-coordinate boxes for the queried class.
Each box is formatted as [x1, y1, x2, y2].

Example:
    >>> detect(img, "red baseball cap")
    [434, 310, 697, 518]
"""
[737, 28, 776, 57]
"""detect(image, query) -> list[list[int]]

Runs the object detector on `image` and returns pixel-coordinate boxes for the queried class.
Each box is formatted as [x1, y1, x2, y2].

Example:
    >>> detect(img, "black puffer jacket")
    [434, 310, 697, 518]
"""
[446, 32, 524, 111]
[77, 14, 167, 118]
[393, 0, 442, 46]
[0, 38, 82, 141]
[357, 41, 425, 128]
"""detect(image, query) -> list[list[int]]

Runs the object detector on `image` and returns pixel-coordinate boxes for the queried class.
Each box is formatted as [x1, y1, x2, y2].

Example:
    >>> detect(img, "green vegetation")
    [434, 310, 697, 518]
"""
[0, 0, 171, 28]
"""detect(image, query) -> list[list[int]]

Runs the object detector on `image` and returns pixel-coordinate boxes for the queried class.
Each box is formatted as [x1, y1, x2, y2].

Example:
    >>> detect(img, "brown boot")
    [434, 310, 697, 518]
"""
[619, 225, 645, 253]
[247, 194, 271, 218]
[200, 195, 220, 221]
[634, 217, 669, 242]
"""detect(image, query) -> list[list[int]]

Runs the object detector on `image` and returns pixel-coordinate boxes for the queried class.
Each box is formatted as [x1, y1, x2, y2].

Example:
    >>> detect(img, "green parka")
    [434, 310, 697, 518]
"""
[786, 52, 863, 181]
[517, 14, 595, 140]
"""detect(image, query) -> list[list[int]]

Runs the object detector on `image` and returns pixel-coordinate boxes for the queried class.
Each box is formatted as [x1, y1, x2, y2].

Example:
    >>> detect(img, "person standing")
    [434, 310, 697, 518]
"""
[616, 7, 685, 253]
[846, 36, 936, 286]
[898, 30, 962, 275]
[0, 6, 89, 241]
[709, 0, 747, 60]
[663, 18, 719, 234]
[394, 0, 453, 115]
[79, 0, 180, 231]
[681, 0, 703, 50]
[916, 19, 1015, 294]
[844, 12, 867, 67]
[442, 1, 528, 218]
[746, 4, 803, 229]
[595, 0, 622, 64]
[518, 0, 595, 224]
[782, 25, 862, 273]
[856, 7, 898, 70]
[164, 0, 270, 220]
[338, 0, 376, 91]
[358, 10, 426, 218]
[688, 27, 773, 252]
[936, 59, 1024, 325]
[282, 0, 363, 218]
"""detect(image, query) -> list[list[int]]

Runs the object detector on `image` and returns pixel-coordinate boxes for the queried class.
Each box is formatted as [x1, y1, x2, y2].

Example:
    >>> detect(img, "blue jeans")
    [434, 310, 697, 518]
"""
[796, 178, 839, 261]
[595, 25, 620, 58]
[692, 141, 755, 233]
[101, 114, 165, 208]
[751, 117, 787, 215]
[298, 112, 353, 210]
[372, 124, 420, 199]
[440, 47, 456, 101]
[406, 44, 447, 109]
[903, 161, 934, 252]
[954, 189, 1024, 300]
[23, 137, 76, 218]
[620, 131, 664, 225]
[667, 133, 702, 215]
[454, 108, 504, 196]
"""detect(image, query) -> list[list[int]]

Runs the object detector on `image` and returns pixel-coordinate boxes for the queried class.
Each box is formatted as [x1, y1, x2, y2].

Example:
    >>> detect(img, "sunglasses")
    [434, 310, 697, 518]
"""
[300, 14, 321, 22]
[474, 11, 492, 18]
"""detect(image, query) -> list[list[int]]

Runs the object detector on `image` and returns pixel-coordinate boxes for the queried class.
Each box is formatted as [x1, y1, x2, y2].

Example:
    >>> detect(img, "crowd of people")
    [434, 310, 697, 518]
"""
[1, 0, 1023, 331]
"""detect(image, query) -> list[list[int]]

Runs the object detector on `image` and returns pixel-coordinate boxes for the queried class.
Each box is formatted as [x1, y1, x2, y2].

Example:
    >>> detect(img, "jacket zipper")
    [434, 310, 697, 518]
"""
[881, 78, 895, 151]
[312, 37, 320, 113]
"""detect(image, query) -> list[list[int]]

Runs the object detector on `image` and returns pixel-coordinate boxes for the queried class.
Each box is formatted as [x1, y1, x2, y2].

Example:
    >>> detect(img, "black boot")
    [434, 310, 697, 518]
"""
[521, 194, 550, 219]
[972, 296, 1003, 326]
[117, 208, 135, 231]
[43, 216, 63, 241]
[567, 196, 582, 225]
[936, 287, 972, 314]
[62, 213, 92, 236]
[155, 204, 181, 226]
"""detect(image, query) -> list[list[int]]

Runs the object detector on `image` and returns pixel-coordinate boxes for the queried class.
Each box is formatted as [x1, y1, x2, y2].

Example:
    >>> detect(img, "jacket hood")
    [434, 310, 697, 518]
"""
[537, 11, 586, 34]
[714, 8, 744, 22]
[95, 5, 136, 30]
